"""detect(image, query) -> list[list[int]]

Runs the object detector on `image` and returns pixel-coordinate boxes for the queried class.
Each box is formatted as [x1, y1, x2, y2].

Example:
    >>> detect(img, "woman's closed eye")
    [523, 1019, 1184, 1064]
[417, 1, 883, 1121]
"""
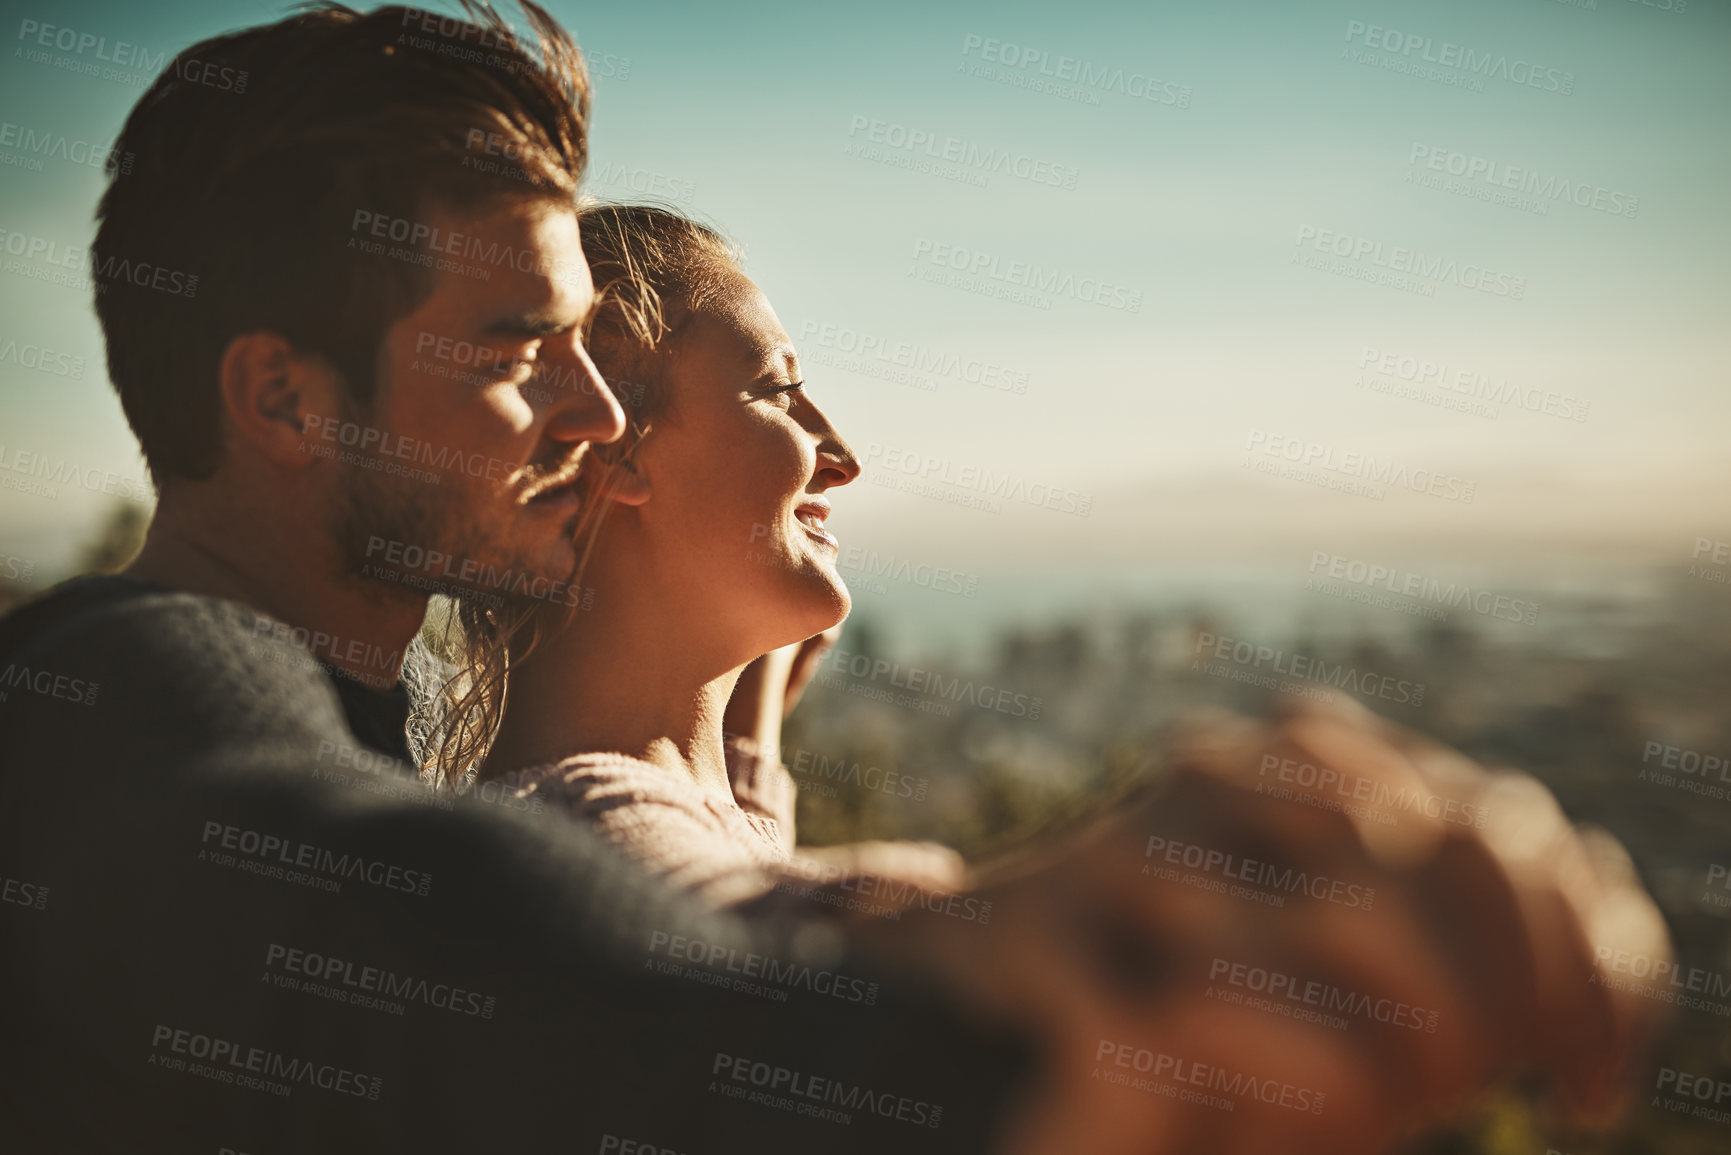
[759, 381, 805, 408]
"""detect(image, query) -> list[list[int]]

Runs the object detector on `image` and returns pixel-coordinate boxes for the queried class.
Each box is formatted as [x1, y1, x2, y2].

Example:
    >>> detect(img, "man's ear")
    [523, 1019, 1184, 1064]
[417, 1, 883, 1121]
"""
[217, 332, 344, 469]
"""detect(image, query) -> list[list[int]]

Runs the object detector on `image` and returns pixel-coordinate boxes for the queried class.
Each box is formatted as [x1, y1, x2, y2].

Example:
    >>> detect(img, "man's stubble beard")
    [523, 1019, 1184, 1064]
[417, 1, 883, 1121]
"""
[330, 451, 582, 604]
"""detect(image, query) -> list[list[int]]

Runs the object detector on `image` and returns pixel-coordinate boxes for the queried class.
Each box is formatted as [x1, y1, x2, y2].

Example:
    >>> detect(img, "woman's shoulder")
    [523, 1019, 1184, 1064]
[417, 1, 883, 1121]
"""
[497, 752, 784, 845]
[505, 750, 669, 784]
[494, 751, 790, 904]
[498, 751, 706, 812]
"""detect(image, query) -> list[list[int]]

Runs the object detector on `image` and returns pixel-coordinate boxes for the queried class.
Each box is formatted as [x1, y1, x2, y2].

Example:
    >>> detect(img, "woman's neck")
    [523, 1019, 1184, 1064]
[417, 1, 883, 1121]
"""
[482, 596, 744, 796]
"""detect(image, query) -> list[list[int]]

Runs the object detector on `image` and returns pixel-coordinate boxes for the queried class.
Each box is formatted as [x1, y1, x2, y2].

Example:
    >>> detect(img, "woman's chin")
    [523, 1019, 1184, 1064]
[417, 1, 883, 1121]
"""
[780, 570, 851, 634]
[807, 577, 851, 626]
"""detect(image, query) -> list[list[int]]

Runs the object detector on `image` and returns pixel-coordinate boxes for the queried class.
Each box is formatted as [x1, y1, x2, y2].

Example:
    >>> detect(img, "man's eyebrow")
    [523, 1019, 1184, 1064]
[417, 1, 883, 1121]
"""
[480, 308, 581, 339]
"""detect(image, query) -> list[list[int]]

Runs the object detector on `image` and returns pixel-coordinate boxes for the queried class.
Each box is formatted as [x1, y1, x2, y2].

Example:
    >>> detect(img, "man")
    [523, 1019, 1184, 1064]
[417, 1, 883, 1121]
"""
[0, 5, 1670, 1153]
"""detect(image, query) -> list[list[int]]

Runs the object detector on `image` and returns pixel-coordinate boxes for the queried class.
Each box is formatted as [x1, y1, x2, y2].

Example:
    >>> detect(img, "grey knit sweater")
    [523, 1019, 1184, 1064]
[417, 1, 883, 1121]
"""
[0, 576, 1031, 1154]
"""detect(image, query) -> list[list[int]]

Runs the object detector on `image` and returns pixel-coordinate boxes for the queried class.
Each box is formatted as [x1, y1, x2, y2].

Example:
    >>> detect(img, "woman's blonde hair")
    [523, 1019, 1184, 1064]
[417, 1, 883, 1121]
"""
[413, 202, 744, 788]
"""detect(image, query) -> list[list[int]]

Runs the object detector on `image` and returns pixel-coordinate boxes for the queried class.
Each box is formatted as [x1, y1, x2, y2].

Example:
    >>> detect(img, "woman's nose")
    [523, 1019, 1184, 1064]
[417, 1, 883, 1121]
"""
[814, 427, 860, 489]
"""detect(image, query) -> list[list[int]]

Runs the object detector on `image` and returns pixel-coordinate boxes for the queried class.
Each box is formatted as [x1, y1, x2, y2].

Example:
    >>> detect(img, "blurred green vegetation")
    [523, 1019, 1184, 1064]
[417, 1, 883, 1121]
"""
[0, 499, 149, 615]
[73, 501, 148, 576]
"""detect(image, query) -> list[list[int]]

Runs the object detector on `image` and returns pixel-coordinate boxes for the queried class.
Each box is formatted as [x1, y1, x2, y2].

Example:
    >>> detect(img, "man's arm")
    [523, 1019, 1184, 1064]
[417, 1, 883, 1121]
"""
[0, 590, 1035, 1154]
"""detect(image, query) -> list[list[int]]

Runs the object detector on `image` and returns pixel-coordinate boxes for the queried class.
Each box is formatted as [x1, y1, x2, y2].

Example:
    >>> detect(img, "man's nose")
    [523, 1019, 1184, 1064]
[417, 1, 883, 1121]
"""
[542, 344, 625, 445]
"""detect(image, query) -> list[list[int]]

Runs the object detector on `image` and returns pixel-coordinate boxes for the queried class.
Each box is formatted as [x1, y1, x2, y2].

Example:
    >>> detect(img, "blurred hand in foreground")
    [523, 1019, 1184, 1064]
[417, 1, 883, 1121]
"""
[723, 624, 843, 760]
[850, 696, 1672, 1155]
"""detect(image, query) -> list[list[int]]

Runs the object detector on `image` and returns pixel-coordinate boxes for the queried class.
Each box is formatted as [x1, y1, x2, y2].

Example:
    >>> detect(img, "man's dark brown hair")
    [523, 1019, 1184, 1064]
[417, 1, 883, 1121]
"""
[92, 2, 591, 484]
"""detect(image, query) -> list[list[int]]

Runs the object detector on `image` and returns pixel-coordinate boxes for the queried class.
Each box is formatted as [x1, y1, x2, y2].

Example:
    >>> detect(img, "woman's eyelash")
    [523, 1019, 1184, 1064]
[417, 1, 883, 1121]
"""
[753, 381, 804, 404]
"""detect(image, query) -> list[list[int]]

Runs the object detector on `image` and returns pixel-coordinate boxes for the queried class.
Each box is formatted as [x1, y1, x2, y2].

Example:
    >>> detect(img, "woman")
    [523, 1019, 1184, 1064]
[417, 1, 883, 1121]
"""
[406, 205, 1674, 1153]
[424, 203, 962, 909]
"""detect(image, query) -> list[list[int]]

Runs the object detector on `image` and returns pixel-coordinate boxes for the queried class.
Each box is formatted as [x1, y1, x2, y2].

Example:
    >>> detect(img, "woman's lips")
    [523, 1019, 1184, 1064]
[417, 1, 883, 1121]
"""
[799, 521, 839, 549]
[794, 501, 838, 549]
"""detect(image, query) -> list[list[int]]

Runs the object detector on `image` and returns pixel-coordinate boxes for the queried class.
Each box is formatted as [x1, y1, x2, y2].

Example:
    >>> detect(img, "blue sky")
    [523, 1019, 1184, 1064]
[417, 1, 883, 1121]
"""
[2, 0, 1727, 635]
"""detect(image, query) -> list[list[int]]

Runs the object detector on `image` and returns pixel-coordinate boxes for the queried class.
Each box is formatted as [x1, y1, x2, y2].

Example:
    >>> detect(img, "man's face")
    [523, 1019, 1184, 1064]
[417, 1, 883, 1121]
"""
[329, 198, 623, 605]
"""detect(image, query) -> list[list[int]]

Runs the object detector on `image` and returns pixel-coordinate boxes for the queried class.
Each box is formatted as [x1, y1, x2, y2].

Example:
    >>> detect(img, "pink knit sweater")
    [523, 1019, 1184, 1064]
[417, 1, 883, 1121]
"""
[499, 737, 964, 909]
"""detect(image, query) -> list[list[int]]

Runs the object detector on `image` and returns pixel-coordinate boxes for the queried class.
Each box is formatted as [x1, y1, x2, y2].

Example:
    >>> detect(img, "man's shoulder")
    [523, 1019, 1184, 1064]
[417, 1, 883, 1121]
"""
[3, 573, 295, 676]
[1, 574, 253, 641]
[0, 574, 344, 756]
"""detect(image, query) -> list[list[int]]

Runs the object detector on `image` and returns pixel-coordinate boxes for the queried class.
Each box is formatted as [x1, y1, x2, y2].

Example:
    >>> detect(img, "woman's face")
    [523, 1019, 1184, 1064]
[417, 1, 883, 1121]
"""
[597, 266, 860, 659]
